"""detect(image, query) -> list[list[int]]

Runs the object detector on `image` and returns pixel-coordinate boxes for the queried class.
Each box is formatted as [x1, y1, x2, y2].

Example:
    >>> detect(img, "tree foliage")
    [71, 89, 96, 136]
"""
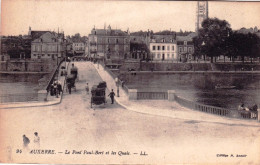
[194, 18, 260, 62]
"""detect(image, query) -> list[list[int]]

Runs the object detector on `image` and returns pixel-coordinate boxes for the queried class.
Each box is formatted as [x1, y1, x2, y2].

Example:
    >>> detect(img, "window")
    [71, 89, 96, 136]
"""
[188, 47, 192, 53]
[179, 47, 183, 53]
[184, 47, 187, 52]
[157, 46, 160, 50]
[167, 46, 170, 50]
[153, 46, 156, 50]
[162, 46, 165, 50]
[184, 41, 187, 45]
[172, 46, 174, 50]
[162, 39, 165, 42]
[48, 54, 50, 56]
[42, 54, 45, 56]
[167, 54, 170, 58]
[157, 54, 160, 58]
[116, 39, 118, 44]
[108, 39, 110, 43]
[172, 54, 174, 58]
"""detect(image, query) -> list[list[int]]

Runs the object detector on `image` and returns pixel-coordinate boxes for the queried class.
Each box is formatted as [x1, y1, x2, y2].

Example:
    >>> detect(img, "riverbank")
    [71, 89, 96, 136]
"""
[119, 60, 260, 72]
[0, 71, 51, 74]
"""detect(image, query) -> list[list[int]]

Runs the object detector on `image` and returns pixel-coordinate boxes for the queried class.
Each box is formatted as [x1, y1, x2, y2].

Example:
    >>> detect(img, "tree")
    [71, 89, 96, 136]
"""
[227, 32, 259, 63]
[194, 18, 232, 63]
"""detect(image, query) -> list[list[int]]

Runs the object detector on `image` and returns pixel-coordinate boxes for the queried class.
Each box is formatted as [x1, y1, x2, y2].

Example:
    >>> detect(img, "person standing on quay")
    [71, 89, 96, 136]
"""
[33, 132, 40, 148]
[108, 89, 115, 104]
[23, 135, 30, 150]
[85, 82, 89, 95]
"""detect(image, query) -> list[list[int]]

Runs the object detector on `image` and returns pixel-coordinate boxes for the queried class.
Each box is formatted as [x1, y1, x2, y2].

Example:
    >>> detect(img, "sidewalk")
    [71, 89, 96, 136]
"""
[92, 62, 260, 127]
[0, 62, 69, 109]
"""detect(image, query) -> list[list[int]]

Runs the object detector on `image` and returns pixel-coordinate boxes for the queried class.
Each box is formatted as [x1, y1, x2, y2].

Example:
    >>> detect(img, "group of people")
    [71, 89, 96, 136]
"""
[238, 103, 258, 112]
[50, 80, 62, 98]
[23, 132, 40, 150]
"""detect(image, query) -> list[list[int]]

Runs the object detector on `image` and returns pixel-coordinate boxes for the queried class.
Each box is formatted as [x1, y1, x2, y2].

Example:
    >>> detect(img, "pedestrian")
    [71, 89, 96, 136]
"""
[67, 82, 72, 94]
[33, 132, 40, 148]
[57, 81, 62, 95]
[23, 135, 30, 149]
[108, 89, 115, 104]
[53, 81, 58, 98]
[85, 82, 89, 94]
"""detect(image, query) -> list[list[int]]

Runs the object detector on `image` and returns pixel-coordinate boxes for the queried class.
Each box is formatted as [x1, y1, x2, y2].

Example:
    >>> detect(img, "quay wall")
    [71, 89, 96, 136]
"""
[120, 61, 260, 72]
[0, 59, 57, 72]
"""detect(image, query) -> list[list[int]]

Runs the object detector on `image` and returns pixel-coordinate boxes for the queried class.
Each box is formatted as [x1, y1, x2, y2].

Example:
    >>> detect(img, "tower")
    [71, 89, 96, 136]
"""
[196, 1, 208, 33]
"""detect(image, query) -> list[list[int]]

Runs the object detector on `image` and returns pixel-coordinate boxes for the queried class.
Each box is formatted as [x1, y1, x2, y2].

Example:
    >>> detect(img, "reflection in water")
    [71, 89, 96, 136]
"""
[123, 73, 260, 110]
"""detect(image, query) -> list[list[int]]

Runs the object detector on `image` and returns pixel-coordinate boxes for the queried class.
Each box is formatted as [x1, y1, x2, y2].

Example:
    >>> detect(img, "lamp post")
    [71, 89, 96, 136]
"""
[115, 77, 119, 97]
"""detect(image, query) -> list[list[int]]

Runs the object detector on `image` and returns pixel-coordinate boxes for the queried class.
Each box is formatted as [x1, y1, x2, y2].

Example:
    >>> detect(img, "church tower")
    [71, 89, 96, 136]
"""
[196, 1, 208, 33]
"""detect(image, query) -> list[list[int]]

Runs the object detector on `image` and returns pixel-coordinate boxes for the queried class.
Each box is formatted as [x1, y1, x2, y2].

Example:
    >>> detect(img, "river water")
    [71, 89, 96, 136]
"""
[0, 74, 47, 103]
[123, 72, 260, 110]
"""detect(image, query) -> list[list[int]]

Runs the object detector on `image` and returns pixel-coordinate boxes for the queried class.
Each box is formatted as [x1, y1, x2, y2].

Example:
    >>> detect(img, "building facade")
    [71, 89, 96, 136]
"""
[31, 32, 65, 61]
[176, 35, 195, 61]
[72, 42, 85, 56]
[88, 25, 130, 62]
[149, 35, 177, 61]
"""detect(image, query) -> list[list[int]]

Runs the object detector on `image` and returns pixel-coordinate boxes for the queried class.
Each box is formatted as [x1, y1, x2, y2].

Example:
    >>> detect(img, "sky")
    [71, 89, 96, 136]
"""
[1, 0, 260, 36]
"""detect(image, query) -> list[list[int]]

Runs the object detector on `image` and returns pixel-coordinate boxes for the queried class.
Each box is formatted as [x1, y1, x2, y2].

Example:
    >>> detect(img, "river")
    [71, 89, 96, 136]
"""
[0, 74, 48, 103]
[123, 72, 260, 110]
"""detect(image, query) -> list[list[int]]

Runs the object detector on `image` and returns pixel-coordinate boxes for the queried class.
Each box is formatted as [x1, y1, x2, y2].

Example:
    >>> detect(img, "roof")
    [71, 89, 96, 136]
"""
[91, 28, 129, 36]
[176, 35, 193, 42]
[31, 31, 49, 40]
[32, 32, 60, 43]
[150, 35, 176, 43]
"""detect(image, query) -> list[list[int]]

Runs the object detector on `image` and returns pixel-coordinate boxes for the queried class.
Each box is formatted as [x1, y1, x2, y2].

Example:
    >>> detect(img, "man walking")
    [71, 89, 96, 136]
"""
[108, 89, 115, 104]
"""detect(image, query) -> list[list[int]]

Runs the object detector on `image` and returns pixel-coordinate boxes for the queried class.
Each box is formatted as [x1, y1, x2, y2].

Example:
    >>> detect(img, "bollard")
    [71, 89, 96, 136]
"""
[128, 89, 138, 100]
[258, 109, 260, 122]
[167, 90, 175, 101]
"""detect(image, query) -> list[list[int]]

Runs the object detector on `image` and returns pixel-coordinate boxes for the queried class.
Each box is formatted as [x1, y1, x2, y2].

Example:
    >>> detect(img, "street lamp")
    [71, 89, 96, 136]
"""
[115, 77, 119, 97]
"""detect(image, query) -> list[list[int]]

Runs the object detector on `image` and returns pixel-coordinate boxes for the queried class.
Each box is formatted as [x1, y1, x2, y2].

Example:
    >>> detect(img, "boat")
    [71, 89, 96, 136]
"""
[215, 84, 236, 89]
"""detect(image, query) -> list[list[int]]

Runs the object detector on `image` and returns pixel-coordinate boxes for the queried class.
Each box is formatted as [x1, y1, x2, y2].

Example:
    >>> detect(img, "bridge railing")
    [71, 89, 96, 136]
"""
[137, 92, 168, 100]
[46, 59, 65, 93]
[174, 94, 258, 120]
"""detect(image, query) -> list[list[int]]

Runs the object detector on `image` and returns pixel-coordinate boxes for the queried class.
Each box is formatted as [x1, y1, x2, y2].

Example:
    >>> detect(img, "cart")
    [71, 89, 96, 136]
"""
[90, 81, 107, 108]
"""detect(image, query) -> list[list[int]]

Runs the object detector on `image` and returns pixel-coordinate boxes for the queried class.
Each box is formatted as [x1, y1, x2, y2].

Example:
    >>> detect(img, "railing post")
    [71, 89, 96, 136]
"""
[257, 108, 260, 122]
[167, 90, 175, 101]
[128, 89, 138, 100]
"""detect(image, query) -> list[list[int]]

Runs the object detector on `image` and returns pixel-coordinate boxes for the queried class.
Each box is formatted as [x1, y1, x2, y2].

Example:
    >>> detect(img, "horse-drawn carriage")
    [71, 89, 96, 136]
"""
[66, 64, 78, 94]
[91, 81, 107, 108]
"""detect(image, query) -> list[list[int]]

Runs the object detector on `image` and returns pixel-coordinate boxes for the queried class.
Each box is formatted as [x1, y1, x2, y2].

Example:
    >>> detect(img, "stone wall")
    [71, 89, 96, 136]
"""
[119, 61, 260, 72]
[0, 59, 56, 72]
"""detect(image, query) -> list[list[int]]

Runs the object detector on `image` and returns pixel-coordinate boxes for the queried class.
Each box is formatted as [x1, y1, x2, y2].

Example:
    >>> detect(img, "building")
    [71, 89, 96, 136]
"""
[31, 31, 65, 62]
[130, 35, 150, 60]
[176, 34, 195, 61]
[72, 42, 85, 56]
[196, 1, 208, 33]
[149, 35, 177, 61]
[88, 25, 130, 62]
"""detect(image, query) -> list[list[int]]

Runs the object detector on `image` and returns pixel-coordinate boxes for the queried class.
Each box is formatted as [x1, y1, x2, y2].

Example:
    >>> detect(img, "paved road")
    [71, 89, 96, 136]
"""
[0, 61, 260, 164]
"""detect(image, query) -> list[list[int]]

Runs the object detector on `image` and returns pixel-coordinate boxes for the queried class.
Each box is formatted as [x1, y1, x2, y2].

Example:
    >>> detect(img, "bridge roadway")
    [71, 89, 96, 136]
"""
[0, 61, 260, 164]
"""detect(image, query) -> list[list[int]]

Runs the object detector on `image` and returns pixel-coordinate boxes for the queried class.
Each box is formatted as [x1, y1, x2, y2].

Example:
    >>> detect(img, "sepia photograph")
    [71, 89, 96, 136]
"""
[0, 0, 260, 164]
